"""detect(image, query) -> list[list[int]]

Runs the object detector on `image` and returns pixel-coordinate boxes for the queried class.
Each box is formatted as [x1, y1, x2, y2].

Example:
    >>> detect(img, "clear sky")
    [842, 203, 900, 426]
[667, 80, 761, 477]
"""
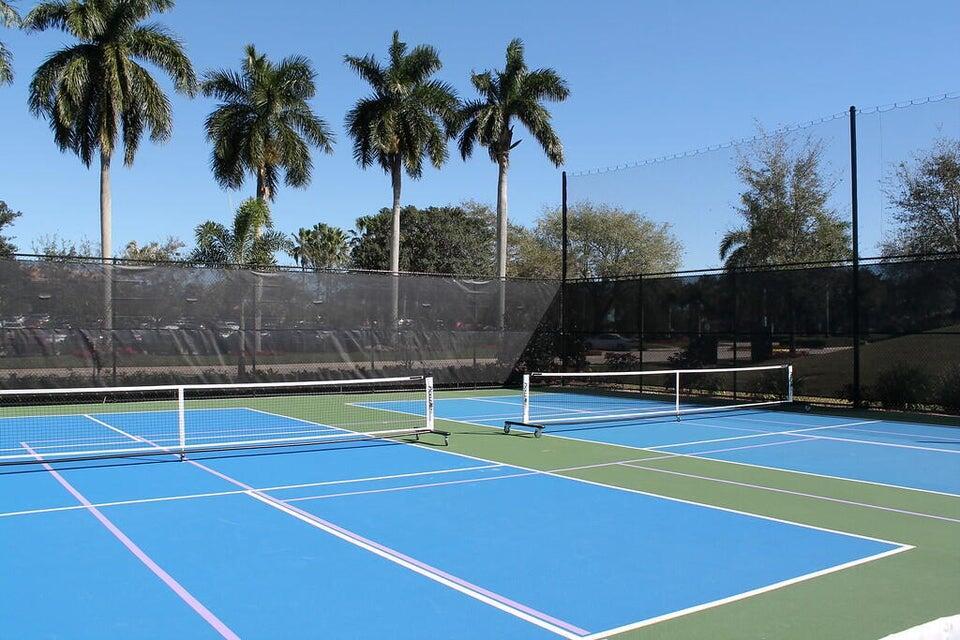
[1, 0, 958, 269]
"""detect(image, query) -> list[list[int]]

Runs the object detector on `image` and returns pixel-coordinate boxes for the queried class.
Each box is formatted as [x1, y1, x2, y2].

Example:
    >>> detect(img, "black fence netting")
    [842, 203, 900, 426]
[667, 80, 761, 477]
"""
[0, 258, 560, 388]
[561, 255, 960, 413]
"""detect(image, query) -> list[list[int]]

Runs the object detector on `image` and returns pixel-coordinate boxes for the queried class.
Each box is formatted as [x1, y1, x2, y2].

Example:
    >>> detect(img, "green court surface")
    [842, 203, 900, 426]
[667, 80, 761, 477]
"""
[425, 388, 960, 639]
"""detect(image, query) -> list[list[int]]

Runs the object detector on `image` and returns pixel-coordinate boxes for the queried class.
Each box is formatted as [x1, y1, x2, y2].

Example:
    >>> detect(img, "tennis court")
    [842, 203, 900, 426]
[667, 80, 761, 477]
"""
[1, 369, 958, 638]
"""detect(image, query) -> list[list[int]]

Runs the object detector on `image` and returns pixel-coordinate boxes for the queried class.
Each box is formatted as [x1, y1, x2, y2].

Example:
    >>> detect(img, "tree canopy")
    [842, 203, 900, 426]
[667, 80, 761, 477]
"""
[350, 202, 495, 274]
[191, 198, 288, 267]
[0, 1, 21, 85]
[510, 202, 683, 279]
[289, 223, 350, 269]
[720, 132, 850, 268]
[121, 237, 185, 261]
[882, 138, 960, 256]
[202, 44, 334, 202]
[0, 200, 21, 256]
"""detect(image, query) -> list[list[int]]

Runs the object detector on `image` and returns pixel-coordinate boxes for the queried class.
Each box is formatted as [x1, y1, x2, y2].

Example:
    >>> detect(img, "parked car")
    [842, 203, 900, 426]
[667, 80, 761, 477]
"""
[583, 333, 636, 352]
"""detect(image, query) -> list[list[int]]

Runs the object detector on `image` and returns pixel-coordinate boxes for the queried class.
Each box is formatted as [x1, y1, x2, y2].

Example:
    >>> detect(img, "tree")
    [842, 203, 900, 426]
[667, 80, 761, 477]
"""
[0, 1, 21, 85]
[25, 0, 196, 261]
[344, 31, 458, 279]
[350, 202, 495, 274]
[121, 237, 185, 261]
[31, 233, 95, 259]
[289, 223, 350, 269]
[191, 198, 287, 267]
[511, 202, 682, 279]
[0, 200, 21, 255]
[457, 39, 569, 283]
[191, 198, 287, 371]
[720, 132, 850, 268]
[202, 44, 334, 204]
[882, 138, 960, 255]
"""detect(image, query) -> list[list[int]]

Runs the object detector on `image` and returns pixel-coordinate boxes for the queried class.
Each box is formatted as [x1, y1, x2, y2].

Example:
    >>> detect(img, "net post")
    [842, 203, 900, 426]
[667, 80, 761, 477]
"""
[787, 365, 794, 403]
[674, 371, 681, 420]
[522, 374, 531, 424]
[425, 376, 435, 432]
[177, 386, 186, 461]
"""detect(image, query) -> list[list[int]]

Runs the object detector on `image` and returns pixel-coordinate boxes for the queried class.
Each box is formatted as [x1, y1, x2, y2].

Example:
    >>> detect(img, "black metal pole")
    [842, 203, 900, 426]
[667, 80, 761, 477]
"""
[560, 171, 568, 372]
[850, 105, 861, 408]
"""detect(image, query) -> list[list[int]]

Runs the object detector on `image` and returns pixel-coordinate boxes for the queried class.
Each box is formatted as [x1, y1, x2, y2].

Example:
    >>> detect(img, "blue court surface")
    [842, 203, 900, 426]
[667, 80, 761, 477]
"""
[0, 406, 911, 639]
[363, 393, 960, 496]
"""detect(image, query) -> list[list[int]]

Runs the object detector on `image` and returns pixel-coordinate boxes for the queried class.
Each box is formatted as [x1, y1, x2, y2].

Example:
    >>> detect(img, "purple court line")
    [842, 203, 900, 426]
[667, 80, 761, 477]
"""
[187, 457, 592, 637]
[20, 443, 240, 640]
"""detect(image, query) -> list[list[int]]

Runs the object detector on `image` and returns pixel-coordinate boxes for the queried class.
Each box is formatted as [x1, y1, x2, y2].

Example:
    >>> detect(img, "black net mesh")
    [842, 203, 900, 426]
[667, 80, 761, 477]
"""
[0, 258, 560, 389]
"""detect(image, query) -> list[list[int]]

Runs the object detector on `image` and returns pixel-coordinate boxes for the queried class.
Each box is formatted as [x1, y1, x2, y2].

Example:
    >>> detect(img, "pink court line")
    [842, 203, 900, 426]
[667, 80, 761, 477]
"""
[19, 443, 240, 640]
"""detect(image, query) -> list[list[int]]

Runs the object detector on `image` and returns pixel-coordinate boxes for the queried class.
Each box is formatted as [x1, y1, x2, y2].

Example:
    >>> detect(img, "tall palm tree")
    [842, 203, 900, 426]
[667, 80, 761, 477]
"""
[0, 1, 21, 85]
[25, 0, 196, 261]
[290, 223, 349, 269]
[202, 44, 334, 203]
[344, 31, 458, 279]
[457, 39, 569, 283]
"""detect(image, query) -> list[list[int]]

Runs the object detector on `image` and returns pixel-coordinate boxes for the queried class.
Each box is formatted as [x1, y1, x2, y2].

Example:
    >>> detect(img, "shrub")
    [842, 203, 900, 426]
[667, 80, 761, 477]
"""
[936, 365, 960, 412]
[871, 366, 934, 411]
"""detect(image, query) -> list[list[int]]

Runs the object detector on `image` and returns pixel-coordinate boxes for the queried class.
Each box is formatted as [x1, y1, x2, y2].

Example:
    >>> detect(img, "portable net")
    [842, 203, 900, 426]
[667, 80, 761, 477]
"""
[0, 375, 440, 465]
[505, 365, 793, 436]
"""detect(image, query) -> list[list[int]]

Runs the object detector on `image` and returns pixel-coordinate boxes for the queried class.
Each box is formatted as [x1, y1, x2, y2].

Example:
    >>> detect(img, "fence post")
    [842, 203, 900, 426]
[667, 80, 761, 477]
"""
[849, 106, 862, 408]
[560, 171, 568, 372]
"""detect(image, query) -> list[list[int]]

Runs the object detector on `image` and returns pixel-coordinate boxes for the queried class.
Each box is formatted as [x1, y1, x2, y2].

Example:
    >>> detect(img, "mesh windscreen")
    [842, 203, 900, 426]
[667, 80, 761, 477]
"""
[0, 259, 560, 389]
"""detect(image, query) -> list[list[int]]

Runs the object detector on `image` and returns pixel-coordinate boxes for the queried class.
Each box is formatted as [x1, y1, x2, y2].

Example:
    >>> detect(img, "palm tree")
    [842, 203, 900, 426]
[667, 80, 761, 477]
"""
[202, 44, 334, 203]
[25, 0, 196, 261]
[457, 39, 569, 284]
[192, 198, 288, 267]
[192, 198, 288, 373]
[290, 223, 349, 269]
[0, 1, 21, 85]
[344, 31, 458, 279]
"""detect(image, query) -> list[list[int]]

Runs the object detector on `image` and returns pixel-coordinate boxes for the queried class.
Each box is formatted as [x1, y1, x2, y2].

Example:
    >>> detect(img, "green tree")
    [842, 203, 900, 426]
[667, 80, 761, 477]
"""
[511, 202, 682, 279]
[0, 1, 21, 85]
[31, 233, 95, 260]
[25, 0, 196, 261]
[202, 44, 334, 204]
[720, 132, 850, 268]
[191, 198, 287, 371]
[457, 39, 569, 282]
[289, 223, 350, 269]
[350, 202, 495, 274]
[344, 31, 458, 279]
[121, 237, 185, 261]
[191, 198, 287, 267]
[882, 138, 960, 255]
[0, 200, 21, 255]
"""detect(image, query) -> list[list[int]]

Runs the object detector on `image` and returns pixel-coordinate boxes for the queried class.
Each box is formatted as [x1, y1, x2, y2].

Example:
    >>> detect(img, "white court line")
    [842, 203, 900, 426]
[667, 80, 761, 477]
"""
[645, 420, 881, 451]
[0, 463, 504, 519]
[396, 403, 960, 499]
[23, 403, 927, 637]
[616, 461, 960, 525]
[285, 470, 539, 503]
[579, 546, 911, 640]
[81, 413, 590, 639]
[732, 414, 960, 442]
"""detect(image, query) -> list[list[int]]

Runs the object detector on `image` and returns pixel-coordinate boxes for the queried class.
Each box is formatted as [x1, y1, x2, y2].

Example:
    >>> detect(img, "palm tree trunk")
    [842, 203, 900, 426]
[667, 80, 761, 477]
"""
[390, 156, 402, 332]
[252, 168, 271, 359]
[100, 151, 114, 371]
[496, 155, 509, 331]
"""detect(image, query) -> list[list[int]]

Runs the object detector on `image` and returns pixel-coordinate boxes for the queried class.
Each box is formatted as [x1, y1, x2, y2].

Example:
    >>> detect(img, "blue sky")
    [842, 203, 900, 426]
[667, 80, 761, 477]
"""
[1, 0, 958, 269]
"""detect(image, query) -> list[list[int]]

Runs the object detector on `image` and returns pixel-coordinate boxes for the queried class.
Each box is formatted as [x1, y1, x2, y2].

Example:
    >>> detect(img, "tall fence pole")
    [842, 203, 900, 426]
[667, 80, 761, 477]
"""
[560, 171, 568, 372]
[850, 105, 862, 408]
